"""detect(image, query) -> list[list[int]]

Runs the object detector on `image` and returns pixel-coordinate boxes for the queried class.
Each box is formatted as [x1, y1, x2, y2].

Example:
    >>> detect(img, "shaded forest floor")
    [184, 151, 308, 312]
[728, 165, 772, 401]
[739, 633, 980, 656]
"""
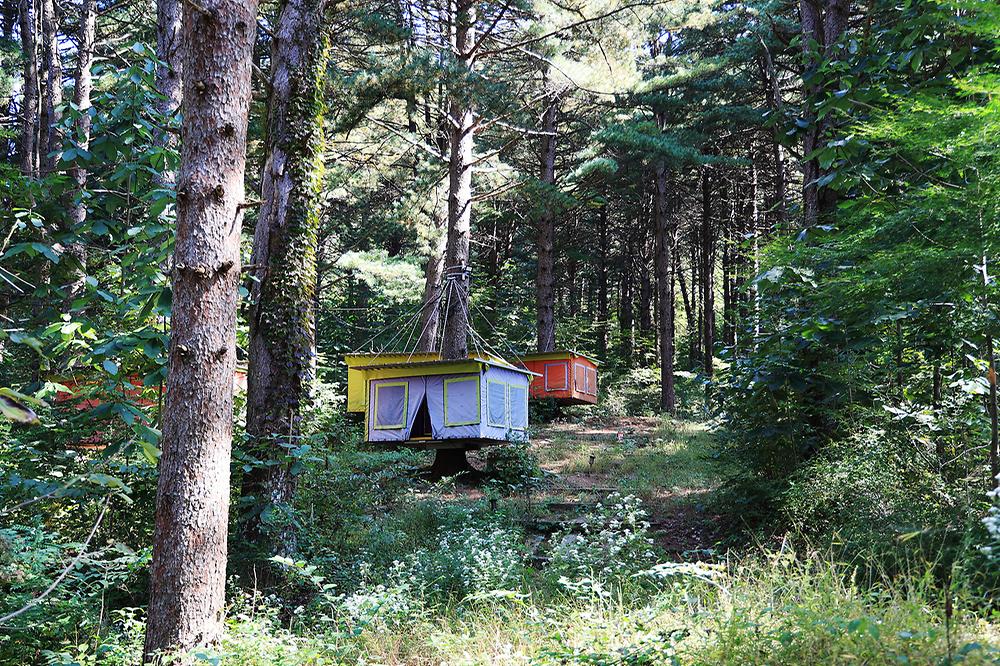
[453, 416, 725, 557]
[527, 417, 724, 556]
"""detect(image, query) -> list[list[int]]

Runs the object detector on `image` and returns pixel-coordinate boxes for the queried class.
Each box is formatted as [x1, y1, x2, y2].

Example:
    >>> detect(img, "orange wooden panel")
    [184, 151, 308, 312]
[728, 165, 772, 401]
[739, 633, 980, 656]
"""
[521, 356, 598, 404]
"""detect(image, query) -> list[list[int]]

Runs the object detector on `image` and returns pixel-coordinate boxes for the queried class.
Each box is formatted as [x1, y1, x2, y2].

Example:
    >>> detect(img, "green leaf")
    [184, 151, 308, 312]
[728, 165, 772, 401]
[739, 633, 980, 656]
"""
[31, 242, 61, 264]
[103, 359, 119, 376]
[140, 440, 162, 464]
[0, 392, 40, 424]
[88, 473, 124, 488]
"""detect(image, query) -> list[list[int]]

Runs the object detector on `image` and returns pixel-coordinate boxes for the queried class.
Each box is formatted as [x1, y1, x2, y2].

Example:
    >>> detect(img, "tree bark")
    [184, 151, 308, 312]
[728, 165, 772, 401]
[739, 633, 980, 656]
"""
[638, 243, 653, 336]
[417, 215, 446, 352]
[654, 162, 675, 413]
[18, 0, 39, 177]
[535, 91, 557, 352]
[988, 335, 999, 490]
[1, 0, 17, 158]
[701, 167, 714, 377]
[434, 0, 476, 476]
[619, 250, 634, 364]
[800, 0, 851, 226]
[597, 206, 609, 359]
[142, 0, 258, 659]
[439, 0, 475, 362]
[676, 245, 692, 364]
[155, 0, 183, 185]
[244, 0, 328, 559]
[690, 242, 700, 367]
[39, 0, 60, 174]
[64, 0, 95, 307]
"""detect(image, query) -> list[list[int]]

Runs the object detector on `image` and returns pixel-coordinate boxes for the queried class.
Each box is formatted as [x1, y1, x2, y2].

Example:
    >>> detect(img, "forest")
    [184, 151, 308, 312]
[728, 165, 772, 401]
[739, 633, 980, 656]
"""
[1, 0, 999, 662]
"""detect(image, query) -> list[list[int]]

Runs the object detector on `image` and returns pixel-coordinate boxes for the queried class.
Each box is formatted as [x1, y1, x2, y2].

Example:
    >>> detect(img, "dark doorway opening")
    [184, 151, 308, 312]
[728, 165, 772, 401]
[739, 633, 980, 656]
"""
[411, 395, 432, 439]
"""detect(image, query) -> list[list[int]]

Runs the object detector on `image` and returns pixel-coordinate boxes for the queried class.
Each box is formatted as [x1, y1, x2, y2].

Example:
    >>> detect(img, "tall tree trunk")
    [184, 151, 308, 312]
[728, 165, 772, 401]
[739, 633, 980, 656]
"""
[416, 84, 449, 353]
[155, 0, 183, 185]
[18, 0, 38, 177]
[638, 258, 653, 336]
[64, 0, 95, 308]
[434, 0, 476, 477]
[417, 216, 446, 352]
[439, 0, 475, 361]
[567, 255, 579, 317]
[1, 0, 16, 159]
[690, 242, 700, 367]
[142, 0, 258, 659]
[654, 163, 675, 413]
[772, 139, 786, 228]
[535, 91, 557, 352]
[39, 0, 60, 174]
[701, 167, 714, 377]
[619, 251, 634, 364]
[597, 207, 609, 359]
[675, 245, 692, 362]
[988, 335, 999, 490]
[244, 0, 328, 560]
[800, 0, 850, 226]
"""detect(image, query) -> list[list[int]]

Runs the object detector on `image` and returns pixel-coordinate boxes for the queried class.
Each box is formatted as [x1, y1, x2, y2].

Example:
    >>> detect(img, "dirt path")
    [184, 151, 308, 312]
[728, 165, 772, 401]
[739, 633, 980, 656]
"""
[522, 416, 725, 557]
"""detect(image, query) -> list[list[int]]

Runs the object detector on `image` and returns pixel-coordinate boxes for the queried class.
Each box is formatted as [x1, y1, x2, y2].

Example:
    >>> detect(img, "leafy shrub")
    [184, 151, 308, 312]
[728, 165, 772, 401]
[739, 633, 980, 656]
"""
[486, 439, 542, 493]
[0, 523, 149, 664]
[594, 368, 661, 419]
[781, 429, 954, 544]
[546, 494, 657, 595]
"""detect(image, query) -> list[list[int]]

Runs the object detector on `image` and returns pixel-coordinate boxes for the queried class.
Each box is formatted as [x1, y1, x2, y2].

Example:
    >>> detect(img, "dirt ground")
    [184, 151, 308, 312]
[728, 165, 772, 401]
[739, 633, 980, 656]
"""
[463, 415, 723, 557]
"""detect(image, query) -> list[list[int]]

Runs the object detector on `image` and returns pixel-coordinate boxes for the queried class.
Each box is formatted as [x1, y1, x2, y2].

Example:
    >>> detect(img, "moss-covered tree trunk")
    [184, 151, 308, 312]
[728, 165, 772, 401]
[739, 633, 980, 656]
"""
[244, 0, 328, 557]
[142, 0, 258, 658]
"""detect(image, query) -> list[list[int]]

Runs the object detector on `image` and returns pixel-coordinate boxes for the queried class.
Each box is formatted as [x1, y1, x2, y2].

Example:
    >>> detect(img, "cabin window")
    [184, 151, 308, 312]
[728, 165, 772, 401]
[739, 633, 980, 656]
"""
[373, 382, 407, 429]
[444, 376, 480, 426]
[585, 367, 598, 395]
[487, 379, 507, 427]
[544, 362, 567, 391]
[574, 363, 587, 393]
[509, 384, 528, 430]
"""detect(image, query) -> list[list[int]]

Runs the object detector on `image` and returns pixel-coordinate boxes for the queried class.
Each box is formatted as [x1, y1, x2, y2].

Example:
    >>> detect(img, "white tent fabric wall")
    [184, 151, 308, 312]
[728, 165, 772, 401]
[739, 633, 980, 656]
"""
[365, 366, 532, 443]
[424, 374, 483, 440]
[480, 366, 529, 440]
[368, 376, 427, 442]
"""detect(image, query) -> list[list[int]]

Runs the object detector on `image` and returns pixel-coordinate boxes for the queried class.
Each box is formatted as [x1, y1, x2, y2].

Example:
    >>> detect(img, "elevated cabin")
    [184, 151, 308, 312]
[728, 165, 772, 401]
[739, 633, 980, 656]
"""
[517, 351, 599, 406]
[346, 354, 536, 448]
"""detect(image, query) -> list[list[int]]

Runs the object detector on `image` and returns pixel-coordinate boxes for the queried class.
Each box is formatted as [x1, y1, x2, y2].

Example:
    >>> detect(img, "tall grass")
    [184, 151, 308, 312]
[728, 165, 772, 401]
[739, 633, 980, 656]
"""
[84, 547, 996, 665]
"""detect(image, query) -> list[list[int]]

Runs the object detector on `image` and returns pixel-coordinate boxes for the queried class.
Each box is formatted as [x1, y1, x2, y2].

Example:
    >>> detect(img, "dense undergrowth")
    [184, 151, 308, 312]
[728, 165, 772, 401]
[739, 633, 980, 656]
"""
[2, 376, 998, 664]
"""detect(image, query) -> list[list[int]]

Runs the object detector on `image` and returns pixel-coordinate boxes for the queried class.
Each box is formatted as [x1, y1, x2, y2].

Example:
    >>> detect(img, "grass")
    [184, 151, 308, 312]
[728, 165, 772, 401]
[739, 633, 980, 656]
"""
[56, 415, 1000, 664]
[534, 418, 723, 494]
[191, 550, 999, 665]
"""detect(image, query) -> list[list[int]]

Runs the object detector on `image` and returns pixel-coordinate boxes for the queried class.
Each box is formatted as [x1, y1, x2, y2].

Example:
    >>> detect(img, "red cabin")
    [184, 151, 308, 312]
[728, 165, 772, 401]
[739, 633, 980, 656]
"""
[517, 350, 598, 405]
